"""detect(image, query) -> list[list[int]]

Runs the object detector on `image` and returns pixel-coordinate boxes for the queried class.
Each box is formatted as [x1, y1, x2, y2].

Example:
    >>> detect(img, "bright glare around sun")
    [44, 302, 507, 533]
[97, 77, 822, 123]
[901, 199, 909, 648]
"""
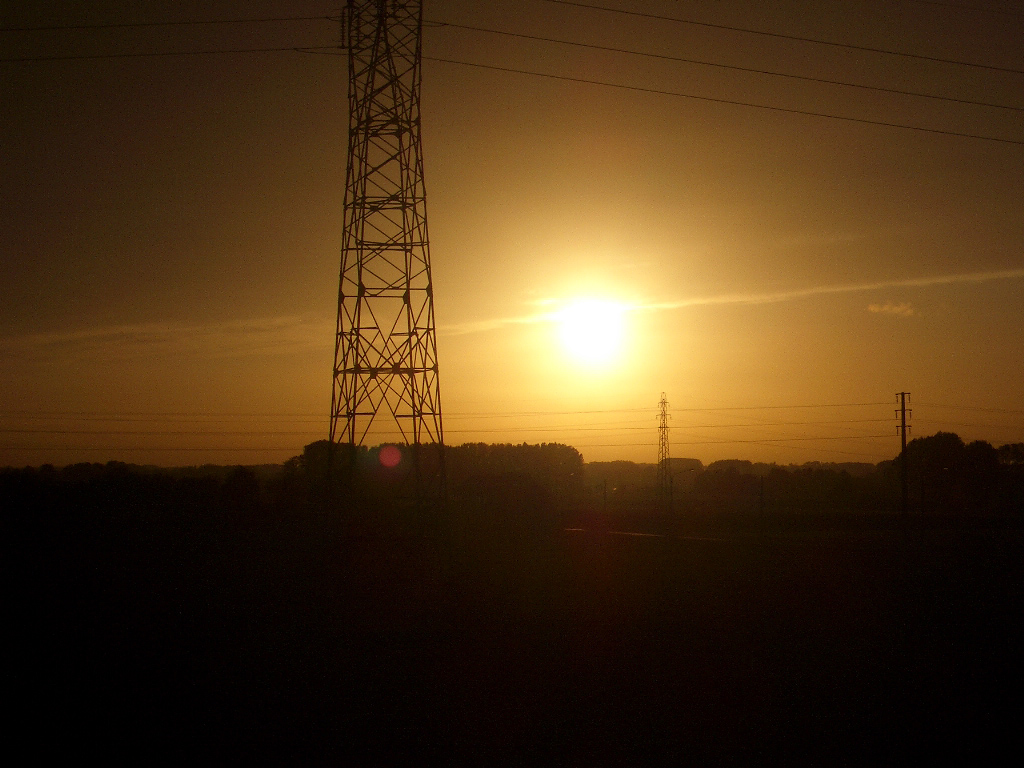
[555, 298, 628, 366]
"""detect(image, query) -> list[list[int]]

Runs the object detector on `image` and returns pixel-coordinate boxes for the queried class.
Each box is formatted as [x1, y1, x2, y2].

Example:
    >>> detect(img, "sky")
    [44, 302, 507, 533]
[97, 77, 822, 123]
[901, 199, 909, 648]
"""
[1, 0, 1022, 468]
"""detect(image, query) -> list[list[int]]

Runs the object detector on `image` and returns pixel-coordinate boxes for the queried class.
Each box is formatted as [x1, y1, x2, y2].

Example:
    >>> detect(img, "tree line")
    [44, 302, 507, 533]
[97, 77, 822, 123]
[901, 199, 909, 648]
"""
[3, 432, 1022, 526]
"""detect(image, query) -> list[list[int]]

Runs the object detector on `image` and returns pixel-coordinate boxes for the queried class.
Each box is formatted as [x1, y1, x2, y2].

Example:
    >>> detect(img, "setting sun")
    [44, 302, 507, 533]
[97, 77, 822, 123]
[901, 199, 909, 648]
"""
[555, 298, 628, 366]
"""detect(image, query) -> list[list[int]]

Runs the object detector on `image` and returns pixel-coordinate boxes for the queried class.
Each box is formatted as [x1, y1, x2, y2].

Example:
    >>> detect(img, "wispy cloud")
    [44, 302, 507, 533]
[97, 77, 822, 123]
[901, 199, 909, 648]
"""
[0, 315, 331, 361]
[440, 267, 1024, 335]
[868, 302, 915, 317]
[8, 267, 1017, 351]
[643, 267, 1024, 311]
[441, 312, 559, 336]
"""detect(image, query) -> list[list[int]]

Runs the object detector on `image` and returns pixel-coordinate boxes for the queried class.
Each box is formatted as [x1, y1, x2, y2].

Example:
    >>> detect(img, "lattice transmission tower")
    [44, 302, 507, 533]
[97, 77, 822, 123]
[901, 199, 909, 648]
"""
[330, 0, 443, 461]
[658, 393, 671, 508]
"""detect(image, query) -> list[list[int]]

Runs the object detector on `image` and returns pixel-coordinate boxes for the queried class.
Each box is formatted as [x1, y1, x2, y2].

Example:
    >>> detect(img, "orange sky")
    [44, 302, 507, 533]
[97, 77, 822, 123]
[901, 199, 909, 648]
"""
[2, 1, 1022, 467]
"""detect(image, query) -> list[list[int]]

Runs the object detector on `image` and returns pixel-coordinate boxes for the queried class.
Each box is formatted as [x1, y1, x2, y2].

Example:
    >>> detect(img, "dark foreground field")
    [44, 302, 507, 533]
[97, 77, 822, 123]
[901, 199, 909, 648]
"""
[10, 493, 1024, 764]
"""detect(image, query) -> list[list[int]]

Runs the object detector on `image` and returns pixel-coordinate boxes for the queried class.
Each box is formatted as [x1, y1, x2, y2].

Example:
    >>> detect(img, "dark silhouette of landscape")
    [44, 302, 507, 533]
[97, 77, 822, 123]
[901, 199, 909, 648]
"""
[6, 433, 1024, 762]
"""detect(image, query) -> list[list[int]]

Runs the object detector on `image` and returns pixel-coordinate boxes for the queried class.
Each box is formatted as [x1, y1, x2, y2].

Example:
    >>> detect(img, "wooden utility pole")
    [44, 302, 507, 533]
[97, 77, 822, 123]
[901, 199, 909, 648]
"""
[897, 392, 911, 517]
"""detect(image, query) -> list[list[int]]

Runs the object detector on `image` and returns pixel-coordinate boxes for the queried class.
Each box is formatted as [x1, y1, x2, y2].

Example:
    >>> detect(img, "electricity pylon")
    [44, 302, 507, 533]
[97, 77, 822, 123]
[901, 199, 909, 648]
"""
[658, 393, 671, 509]
[330, 1, 443, 466]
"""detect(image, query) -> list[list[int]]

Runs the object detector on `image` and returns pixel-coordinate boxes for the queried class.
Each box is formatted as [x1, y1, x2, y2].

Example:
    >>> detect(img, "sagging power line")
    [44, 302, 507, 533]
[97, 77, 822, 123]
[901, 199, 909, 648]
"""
[0, 14, 336, 33]
[426, 56, 1024, 146]
[3, 9, 1020, 145]
[433, 21, 1022, 112]
[541, 0, 1024, 75]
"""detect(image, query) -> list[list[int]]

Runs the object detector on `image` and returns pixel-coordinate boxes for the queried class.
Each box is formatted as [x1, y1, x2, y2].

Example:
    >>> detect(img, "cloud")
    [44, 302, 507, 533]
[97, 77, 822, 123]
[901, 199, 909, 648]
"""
[868, 302, 915, 317]
[440, 266, 1024, 335]
[0, 315, 331, 362]
[645, 267, 1024, 311]
[441, 311, 558, 336]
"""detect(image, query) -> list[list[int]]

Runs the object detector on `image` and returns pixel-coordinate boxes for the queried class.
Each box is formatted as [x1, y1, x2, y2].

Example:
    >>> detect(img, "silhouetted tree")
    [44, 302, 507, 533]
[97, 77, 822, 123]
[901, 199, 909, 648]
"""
[997, 443, 1024, 515]
[446, 442, 583, 501]
[963, 440, 999, 513]
[998, 443, 1024, 467]
[221, 466, 260, 513]
[905, 432, 965, 513]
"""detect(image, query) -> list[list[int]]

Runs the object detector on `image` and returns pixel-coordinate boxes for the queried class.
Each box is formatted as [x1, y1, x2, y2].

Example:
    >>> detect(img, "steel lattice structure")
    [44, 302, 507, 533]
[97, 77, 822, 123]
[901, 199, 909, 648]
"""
[330, 0, 443, 452]
[658, 393, 671, 505]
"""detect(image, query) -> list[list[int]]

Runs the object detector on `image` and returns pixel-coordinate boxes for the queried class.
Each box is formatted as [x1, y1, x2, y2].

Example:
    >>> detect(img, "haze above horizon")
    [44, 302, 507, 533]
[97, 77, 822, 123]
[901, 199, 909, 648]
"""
[2, 0, 1021, 467]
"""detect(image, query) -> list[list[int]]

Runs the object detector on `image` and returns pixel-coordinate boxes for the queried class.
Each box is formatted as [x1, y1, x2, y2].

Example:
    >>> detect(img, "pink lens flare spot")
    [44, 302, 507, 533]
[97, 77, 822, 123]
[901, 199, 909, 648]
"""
[379, 444, 402, 468]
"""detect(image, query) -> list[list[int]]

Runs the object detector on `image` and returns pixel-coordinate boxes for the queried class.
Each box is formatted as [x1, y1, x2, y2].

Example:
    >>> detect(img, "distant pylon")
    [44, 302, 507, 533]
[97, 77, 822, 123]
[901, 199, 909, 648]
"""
[658, 393, 671, 508]
[330, 1, 443, 464]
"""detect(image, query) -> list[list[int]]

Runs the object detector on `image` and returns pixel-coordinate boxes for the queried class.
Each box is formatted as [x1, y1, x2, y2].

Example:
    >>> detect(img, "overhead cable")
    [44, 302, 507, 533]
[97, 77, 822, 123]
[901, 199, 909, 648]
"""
[916, 402, 1024, 413]
[426, 56, 1023, 146]
[541, 0, 1024, 75]
[902, 0, 1024, 17]
[0, 45, 339, 62]
[0, 15, 334, 32]
[435, 21, 1022, 112]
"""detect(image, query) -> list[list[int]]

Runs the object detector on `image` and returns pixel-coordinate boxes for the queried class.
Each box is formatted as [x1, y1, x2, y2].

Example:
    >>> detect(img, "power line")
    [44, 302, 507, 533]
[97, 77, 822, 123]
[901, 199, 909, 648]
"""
[0, 419, 902, 447]
[434, 21, 1023, 112]
[671, 402, 892, 411]
[901, 0, 1024, 18]
[0, 45, 340, 62]
[426, 56, 1023, 146]
[914, 420, 1024, 430]
[8, 5, 1018, 74]
[674, 434, 895, 445]
[0, 411, 324, 420]
[3, 433, 897, 447]
[0, 15, 335, 33]
[541, 0, 1024, 75]
[0, 402, 896, 420]
[4, 39, 1018, 144]
[4, 443, 895, 461]
[446, 408, 656, 417]
[0, 408, 654, 419]
[0, 425, 629, 436]
[0, 419, 895, 437]
[6, 12, 1018, 113]
[575, 433, 894, 448]
[916, 403, 1024, 413]
[676, 418, 894, 428]
[5, 402, 1013, 424]
[0, 429, 322, 436]
[1, 446, 300, 452]
[673, 0, 1024, 19]
[1, 416, 326, 424]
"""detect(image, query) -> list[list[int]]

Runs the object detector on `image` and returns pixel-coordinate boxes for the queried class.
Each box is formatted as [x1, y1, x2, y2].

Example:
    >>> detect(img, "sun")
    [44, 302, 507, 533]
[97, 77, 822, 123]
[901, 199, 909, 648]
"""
[555, 298, 627, 366]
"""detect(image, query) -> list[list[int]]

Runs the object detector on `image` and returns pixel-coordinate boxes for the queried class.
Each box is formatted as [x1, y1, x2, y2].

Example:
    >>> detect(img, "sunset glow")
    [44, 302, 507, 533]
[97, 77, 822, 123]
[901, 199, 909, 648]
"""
[1, 1, 1021, 469]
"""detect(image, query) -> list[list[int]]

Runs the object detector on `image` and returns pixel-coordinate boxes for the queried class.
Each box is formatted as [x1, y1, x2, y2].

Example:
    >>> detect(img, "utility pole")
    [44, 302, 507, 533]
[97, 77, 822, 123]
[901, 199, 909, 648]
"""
[658, 393, 671, 510]
[329, 1, 443, 504]
[897, 392, 911, 517]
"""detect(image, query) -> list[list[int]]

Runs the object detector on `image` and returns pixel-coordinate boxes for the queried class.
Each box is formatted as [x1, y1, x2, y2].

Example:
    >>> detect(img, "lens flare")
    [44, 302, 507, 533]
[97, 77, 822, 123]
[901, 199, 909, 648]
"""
[379, 444, 402, 468]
